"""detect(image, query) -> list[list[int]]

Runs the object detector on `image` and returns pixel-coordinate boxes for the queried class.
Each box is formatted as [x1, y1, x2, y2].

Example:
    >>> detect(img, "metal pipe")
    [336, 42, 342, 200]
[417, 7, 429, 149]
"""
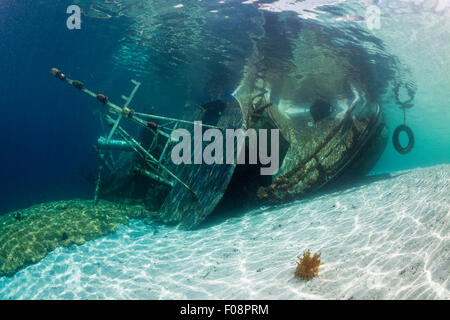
[97, 137, 134, 151]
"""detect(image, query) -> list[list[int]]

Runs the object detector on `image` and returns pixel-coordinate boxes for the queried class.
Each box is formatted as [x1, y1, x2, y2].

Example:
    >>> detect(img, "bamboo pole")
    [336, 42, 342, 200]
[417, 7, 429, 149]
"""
[53, 69, 220, 134]
[50, 68, 199, 197]
[106, 116, 195, 195]
[133, 112, 222, 130]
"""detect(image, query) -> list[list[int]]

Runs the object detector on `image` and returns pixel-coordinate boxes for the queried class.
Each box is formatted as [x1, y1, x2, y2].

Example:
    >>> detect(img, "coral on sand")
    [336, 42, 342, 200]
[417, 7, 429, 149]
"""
[295, 249, 323, 280]
[0, 199, 155, 277]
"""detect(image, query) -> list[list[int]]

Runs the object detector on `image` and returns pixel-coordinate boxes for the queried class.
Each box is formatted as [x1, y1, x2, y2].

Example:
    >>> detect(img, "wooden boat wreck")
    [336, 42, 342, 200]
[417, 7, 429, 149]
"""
[50, 56, 387, 229]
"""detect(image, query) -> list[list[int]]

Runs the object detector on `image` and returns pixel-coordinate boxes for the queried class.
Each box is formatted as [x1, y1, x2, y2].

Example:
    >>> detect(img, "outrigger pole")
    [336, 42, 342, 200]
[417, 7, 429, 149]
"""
[50, 68, 213, 200]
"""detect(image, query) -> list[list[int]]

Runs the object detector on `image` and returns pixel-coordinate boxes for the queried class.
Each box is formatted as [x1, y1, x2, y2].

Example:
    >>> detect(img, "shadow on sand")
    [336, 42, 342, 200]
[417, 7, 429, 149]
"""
[198, 171, 408, 229]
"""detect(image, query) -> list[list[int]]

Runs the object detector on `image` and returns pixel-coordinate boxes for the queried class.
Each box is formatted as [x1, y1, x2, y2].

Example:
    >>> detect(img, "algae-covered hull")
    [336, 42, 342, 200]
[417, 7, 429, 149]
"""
[233, 63, 386, 203]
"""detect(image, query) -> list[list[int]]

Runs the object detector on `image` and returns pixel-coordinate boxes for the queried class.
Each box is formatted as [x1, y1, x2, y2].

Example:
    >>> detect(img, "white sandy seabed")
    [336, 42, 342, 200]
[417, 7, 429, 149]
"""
[0, 165, 449, 300]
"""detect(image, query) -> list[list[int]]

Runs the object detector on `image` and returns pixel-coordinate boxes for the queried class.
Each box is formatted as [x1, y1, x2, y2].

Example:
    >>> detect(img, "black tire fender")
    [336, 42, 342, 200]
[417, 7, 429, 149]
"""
[393, 124, 414, 154]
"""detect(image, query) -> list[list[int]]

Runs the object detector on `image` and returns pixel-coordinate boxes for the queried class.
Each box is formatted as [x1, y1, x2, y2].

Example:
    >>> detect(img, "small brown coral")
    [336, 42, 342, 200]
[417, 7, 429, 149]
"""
[295, 249, 323, 280]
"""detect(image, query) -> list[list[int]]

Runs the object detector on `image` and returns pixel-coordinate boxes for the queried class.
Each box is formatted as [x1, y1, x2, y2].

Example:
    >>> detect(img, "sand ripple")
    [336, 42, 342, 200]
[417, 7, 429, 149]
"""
[0, 165, 448, 299]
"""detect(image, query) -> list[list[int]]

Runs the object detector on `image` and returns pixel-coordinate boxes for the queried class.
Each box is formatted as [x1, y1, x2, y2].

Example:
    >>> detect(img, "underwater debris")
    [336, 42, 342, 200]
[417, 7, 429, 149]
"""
[295, 249, 323, 281]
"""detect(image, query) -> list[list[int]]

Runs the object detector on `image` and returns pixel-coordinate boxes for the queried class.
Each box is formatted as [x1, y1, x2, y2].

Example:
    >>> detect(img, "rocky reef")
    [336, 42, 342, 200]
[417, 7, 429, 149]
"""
[0, 200, 155, 277]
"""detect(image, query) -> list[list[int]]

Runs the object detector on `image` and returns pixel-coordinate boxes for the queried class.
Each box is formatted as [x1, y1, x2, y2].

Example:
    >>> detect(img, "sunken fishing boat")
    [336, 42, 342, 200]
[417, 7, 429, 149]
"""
[49, 24, 415, 230]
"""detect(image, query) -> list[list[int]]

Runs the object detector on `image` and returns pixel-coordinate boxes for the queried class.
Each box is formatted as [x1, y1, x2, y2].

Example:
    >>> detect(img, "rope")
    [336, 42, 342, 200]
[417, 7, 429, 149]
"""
[393, 81, 416, 109]
[394, 81, 415, 126]
[403, 107, 407, 125]
[133, 111, 222, 130]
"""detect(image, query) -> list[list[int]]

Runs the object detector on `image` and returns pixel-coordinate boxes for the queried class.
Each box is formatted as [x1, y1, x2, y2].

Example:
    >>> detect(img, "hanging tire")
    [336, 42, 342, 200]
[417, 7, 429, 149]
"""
[392, 124, 414, 154]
